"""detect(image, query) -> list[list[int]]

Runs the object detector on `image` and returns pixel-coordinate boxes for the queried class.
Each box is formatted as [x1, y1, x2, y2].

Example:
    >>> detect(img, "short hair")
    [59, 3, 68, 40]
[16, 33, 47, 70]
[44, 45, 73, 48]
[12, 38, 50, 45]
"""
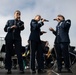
[57, 14, 65, 20]
[14, 10, 21, 15]
[35, 15, 41, 18]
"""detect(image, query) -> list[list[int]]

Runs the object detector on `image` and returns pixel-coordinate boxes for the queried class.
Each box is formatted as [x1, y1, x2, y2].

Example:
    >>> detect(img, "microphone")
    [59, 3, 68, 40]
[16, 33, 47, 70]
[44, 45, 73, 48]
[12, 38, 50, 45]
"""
[53, 18, 57, 20]
[44, 19, 49, 22]
[53, 18, 60, 21]
[41, 18, 49, 22]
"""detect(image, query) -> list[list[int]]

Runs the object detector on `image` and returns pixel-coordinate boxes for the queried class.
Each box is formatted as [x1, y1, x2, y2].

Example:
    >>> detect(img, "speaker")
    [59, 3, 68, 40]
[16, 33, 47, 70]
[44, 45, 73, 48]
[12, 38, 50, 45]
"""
[70, 63, 76, 74]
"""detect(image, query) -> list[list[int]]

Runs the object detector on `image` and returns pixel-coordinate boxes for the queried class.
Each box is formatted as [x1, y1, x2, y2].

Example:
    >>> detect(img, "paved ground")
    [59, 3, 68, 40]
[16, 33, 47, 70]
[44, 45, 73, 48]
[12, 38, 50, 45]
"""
[0, 68, 74, 75]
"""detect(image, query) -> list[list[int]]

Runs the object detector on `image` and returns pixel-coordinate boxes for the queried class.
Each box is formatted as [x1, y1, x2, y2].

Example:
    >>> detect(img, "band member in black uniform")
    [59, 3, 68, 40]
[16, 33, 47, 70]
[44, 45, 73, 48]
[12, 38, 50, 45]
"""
[29, 15, 46, 74]
[49, 15, 71, 73]
[4, 10, 24, 74]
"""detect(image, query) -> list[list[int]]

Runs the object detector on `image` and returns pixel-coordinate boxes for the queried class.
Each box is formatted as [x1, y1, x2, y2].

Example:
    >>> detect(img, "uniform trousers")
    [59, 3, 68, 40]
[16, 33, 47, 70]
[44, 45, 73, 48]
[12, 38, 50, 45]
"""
[5, 39, 24, 70]
[30, 41, 44, 70]
[54, 43, 70, 70]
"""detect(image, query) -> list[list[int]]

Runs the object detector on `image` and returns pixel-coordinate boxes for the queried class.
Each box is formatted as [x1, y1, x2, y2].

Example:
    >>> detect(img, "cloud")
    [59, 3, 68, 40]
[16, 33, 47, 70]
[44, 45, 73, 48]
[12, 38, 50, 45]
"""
[0, 0, 76, 47]
[0, 0, 35, 16]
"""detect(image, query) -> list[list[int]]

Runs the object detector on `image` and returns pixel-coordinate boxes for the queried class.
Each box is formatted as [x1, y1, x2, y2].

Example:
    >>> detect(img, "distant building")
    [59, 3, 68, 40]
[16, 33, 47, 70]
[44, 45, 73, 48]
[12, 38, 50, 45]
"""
[0, 37, 5, 51]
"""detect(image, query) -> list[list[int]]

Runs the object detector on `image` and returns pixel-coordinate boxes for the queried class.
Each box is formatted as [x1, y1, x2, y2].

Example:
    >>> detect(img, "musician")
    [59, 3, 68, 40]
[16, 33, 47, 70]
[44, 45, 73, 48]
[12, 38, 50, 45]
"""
[29, 15, 46, 74]
[49, 14, 71, 73]
[4, 10, 24, 74]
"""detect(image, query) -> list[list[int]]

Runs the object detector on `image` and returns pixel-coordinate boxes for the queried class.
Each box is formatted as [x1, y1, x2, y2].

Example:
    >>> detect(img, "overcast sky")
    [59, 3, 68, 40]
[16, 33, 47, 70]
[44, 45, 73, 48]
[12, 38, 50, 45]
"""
[0, 0, 76, 48]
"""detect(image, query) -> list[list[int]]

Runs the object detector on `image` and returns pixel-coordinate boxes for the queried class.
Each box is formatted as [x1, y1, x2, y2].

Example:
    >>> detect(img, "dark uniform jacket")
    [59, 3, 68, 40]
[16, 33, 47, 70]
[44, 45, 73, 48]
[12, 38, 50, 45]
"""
[4, 19, 24, 40]
[53, 19, 71, 44]
[29, 19, 44, 42]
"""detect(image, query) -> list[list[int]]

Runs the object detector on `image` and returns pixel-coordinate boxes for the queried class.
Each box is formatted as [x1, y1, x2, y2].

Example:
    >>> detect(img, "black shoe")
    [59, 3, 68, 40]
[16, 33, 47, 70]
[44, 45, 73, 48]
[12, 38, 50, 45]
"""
[67, 68, 72, 73]
[38, 69, 47, 74]
[7, 70, 12, 74]
[31, 70, 36, 74]
[20, 70, 24, 74]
